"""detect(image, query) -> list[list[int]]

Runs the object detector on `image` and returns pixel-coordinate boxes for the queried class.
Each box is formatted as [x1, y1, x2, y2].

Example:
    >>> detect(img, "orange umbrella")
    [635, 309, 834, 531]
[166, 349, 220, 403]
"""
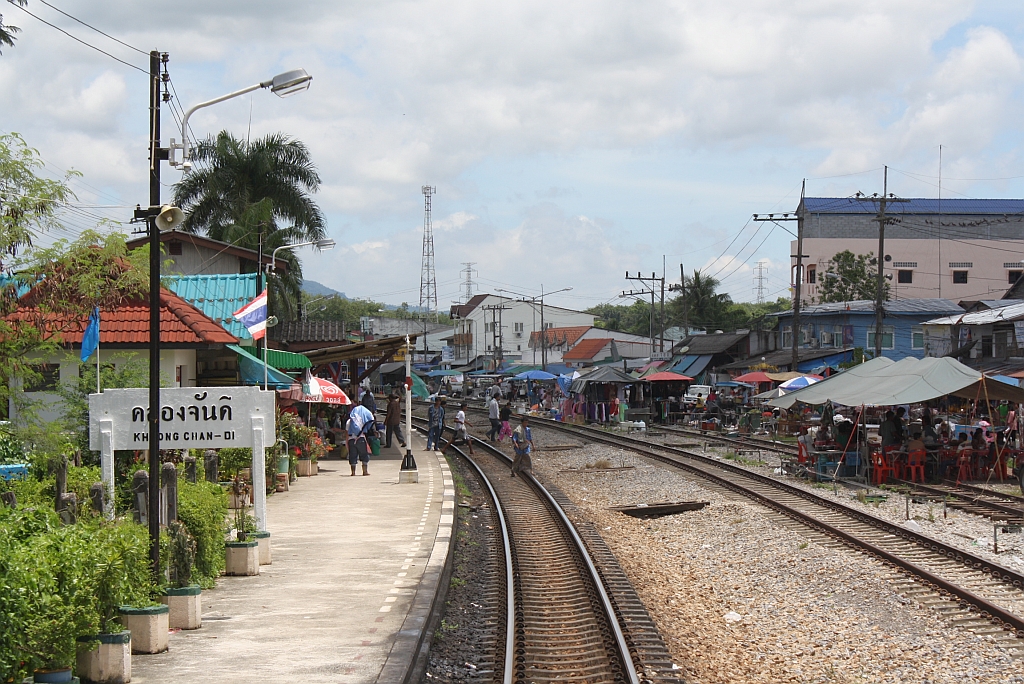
[644, 371, 693, 382]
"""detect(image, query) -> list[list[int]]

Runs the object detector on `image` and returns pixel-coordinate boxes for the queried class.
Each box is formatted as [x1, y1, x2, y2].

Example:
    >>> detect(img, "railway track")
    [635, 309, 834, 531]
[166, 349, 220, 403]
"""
[421, 403, 1024, 651]
[412, 417, 677, 683]
[892, 480, 1024, 524]
[655, 423, 798, 457]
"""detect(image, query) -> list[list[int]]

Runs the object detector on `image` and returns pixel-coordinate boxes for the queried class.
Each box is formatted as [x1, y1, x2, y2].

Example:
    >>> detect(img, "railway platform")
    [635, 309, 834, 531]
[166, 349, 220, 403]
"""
[131, 433, 454, 684]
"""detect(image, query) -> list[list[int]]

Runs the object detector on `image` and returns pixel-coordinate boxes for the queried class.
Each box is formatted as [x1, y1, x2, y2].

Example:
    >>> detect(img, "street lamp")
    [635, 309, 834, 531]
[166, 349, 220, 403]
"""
[496, 285, 572, 372]
[169, 68, 313, 171]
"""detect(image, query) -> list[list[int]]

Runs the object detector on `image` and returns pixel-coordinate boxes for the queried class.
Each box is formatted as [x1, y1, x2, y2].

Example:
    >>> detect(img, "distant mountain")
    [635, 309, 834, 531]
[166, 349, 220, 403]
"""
[301, 280, 346, 298]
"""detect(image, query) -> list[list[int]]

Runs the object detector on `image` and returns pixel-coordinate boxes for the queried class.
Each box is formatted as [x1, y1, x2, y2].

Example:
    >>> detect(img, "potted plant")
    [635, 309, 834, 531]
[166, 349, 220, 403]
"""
[24, 596, 80, 683]
[160, 521, 202, 630]
[224, 504, 259, 576]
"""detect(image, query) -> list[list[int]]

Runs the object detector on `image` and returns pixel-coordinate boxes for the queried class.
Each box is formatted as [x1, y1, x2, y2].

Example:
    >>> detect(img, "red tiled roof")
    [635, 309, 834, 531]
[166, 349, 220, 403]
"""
[7, 289, 237, 346]
[562, 338, 612, 361]
[528, 325, 591, 347]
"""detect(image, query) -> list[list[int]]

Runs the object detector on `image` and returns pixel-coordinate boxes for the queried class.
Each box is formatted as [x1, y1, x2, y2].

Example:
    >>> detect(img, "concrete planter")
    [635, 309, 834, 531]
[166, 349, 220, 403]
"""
[119, 604, 168, 654]
[161, 585, 202, 630]
[254, 531, 272, 565]
[225, 540, 260, 576]
[76, 631, 130, 684]
[296, 458, 318, 477]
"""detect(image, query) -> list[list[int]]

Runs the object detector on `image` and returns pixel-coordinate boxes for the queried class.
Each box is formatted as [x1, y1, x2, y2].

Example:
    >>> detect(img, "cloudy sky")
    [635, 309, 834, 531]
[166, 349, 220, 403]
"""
[2, 0, 1024, 312]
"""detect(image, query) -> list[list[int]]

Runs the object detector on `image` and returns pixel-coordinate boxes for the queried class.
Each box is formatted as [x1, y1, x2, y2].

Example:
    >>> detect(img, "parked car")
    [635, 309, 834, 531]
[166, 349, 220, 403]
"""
[683, 384, 714, 406]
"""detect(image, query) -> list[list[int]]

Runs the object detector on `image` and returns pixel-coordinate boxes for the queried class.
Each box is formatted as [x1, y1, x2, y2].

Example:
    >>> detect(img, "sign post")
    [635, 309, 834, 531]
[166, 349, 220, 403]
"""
[90, 387, 276, 528]
[401, 334, 418, 482]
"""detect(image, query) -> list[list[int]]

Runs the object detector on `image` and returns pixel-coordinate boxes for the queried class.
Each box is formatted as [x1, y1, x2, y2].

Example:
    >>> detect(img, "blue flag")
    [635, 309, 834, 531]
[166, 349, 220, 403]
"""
[81, 307, 100, 362]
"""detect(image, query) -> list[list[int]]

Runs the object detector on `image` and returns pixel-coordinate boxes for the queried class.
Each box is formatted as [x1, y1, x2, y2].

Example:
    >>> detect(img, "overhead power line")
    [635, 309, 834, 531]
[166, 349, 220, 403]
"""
[33, 0, 147, 55]
[6, 1, 146, 73]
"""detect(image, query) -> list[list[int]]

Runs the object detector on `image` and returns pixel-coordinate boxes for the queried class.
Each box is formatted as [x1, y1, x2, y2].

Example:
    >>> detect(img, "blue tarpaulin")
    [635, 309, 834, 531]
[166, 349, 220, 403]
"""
[228, 344, 296, 389]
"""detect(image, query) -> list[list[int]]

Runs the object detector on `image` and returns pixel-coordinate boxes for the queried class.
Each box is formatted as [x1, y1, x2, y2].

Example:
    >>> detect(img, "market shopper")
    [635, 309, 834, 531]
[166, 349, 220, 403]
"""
[346, 403, 377, 476]
[511, 415, 534, 478]
[384, 392, 406, 449]
[487, 392, 501, 441]
[880, 411, 901, 448]
[426, 396, 445, 451]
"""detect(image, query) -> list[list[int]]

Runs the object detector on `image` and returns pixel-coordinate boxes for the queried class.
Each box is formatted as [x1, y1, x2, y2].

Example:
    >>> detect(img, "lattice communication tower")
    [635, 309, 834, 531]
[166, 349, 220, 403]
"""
[419, 186, 438, 320]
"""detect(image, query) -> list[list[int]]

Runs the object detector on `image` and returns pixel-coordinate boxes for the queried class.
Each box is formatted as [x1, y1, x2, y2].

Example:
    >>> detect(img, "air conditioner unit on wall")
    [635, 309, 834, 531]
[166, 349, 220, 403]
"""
[820, 331, 832, 345]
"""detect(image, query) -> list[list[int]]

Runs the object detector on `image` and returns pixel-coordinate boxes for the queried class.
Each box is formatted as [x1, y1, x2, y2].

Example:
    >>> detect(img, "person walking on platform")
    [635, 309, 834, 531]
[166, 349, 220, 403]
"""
[361, 385, 377, 413]
[346, 403, 376, 476]
[426, 396, 445, 451]
[511, 416, 534, 478]
[486, 392, 501, 442]
[384, 392, 405, 449]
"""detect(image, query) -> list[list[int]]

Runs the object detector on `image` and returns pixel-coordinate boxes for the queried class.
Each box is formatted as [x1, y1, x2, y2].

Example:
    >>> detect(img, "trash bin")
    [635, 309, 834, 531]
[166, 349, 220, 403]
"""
[277, 455, 290, 475]
[369, 436, 381, 456]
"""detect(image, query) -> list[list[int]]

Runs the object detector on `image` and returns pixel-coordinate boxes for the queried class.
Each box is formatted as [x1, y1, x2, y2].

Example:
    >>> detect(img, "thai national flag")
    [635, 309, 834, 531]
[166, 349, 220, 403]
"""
[234, 289, 268, 340]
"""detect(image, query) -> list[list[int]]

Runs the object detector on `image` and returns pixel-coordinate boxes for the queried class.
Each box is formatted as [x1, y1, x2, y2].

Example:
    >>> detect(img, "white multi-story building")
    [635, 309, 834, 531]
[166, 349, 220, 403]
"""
[792, 198, 1024, 305]
[449, 294, 595, 366]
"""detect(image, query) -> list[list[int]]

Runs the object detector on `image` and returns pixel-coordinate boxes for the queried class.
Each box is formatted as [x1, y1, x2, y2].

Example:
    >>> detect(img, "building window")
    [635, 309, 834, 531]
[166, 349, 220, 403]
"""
[781, 326, 792, 348]
[807, 268, 816, 284]
[897, 270, 913, 284]
[819, 330, 833, 347]
[514, 322, 524, 332]
[948, 262, 973, 268]
[516, 345, 521, 351]
[484, 322, 494, 333]
[25, 363, 60, 392]
[168, 240, 183, 255]
[892, 261, 917, 268]
[866, 326, 895, 350]
[1009, 270, 1022, 285]
[952, 270, 968, 284]
[912, 327, 924, 350]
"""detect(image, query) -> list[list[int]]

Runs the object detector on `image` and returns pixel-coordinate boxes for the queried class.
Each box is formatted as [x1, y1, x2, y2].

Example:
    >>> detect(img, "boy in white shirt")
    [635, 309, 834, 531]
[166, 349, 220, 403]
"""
[443, 402, 475, 455]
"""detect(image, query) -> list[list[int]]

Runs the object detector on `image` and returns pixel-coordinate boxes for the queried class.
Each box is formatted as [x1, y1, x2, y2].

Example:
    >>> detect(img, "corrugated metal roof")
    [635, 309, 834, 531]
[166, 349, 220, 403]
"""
[923, 301, 1024, 326]
[772, 299, 963, 316]
[674, 332, 748, 354]
[563, 338, 612, 361]
[802, 197, 1024, 215]
[270, 320, 349, 343]
[166, 273, 258, 340]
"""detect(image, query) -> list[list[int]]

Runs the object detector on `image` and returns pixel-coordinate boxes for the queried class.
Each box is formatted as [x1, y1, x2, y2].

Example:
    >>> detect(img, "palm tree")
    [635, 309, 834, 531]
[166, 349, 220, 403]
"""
[172, 131, 326, 318]
[0, 2, 27, 54]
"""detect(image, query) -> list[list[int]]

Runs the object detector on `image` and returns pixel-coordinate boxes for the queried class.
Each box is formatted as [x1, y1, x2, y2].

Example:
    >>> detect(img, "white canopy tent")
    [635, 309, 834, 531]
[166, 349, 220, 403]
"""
[767, 356, 1024, 408]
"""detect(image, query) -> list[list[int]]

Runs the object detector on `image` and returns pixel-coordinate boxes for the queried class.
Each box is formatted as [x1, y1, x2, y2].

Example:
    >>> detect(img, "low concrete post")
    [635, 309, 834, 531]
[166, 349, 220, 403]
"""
[161, 462, 178, 524]
[204, 449, 218, 483]
[55, 455, 67, 512]
[90, 483, 106, 515]
[184, 455, 196, 483]
[132, 470, 149, 525]
[58, 492, 77, 525]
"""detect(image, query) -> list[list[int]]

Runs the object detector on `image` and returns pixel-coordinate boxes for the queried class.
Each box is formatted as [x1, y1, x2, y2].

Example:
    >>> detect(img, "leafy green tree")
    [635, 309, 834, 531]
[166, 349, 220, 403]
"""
[816, 250, 889, 303]
[55, 356, 150, 457]
[588, 300, 653, 336]
[304, 294, 451, 327]
[172, 132, 326, 319]
[0, 1, 27, 54]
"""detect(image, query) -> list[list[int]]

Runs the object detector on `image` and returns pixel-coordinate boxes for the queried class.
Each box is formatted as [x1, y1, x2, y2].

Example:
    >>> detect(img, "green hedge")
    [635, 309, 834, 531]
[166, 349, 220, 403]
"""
[177, 479, 228, 588]
[0, 508, 155, 680]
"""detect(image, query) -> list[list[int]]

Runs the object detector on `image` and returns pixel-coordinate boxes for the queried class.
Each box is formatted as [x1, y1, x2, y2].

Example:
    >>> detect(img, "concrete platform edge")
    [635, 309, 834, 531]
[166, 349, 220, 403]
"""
[376, 452, 456, 684]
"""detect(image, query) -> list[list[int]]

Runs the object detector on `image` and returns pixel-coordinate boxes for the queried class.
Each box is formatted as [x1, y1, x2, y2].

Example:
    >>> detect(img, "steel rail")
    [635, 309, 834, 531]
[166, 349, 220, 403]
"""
[412, 416, 641, 684]
[657, 423, 798, 456]
[895, 480, 1024, 521]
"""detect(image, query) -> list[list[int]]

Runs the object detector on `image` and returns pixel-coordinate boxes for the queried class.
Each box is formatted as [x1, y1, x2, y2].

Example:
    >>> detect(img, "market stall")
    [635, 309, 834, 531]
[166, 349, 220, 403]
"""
[566, 366, 647, 424]
[645, 371, 693, 423]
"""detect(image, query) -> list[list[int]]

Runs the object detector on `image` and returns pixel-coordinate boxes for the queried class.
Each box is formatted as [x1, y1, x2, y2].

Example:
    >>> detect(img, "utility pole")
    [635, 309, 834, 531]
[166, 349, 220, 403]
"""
[622, 271, 665, 357]
[482, 303, 510, 369]
[669, 264, 689, 336]
[660, 256, 666, 352]
[133, 50, 170, 577]
[460, 262, 476, 303]
[856, 167, 907, 359]
[754, 183, 803, 371]
[419, 186, 437, 361]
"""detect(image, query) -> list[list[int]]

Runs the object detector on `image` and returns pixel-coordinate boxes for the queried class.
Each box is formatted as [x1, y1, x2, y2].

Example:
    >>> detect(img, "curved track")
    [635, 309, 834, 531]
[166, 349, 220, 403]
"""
[413, 417, 652, 683]
[423, 402, 1024, 649]
[656, 423, 798, 457]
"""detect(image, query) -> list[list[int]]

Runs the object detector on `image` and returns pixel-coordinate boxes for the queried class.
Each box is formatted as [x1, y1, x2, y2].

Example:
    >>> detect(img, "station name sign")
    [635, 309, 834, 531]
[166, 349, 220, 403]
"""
[89, 387, 275, 450]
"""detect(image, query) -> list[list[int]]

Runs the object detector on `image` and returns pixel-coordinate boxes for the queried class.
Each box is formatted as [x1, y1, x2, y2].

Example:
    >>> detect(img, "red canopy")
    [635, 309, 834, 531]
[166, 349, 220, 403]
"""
[644, 371, 693, 382]
[733, 371, 773, 383]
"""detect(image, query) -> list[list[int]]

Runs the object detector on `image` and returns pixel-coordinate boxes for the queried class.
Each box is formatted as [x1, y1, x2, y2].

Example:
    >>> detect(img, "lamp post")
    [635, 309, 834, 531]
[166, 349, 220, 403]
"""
[135, 66, 312, 562]
[263, 238, 336, 387]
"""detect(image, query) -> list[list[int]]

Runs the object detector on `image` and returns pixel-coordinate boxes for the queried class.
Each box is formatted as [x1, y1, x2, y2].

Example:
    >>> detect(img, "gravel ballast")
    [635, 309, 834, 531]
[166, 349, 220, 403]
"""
[523, 435, 1023, 684]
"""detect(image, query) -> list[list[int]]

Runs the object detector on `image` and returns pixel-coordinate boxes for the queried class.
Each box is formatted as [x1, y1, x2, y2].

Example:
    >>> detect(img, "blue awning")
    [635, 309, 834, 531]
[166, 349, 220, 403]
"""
[673, 354, 712, 378]
[228, 344, 296, 389]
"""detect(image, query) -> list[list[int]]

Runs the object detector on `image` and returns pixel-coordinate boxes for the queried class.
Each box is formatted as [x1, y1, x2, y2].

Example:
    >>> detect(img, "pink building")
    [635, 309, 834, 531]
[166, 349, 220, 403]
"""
[791, 198, 1024, 304]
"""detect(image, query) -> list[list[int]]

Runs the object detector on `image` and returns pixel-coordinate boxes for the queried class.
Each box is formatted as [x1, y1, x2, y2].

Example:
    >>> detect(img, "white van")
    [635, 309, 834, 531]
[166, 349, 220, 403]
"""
[684, 385, 714, 405]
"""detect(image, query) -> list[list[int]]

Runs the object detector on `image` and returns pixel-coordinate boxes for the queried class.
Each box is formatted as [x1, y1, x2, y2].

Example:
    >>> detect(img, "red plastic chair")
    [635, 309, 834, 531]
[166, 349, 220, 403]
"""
[905, 450, 926, 483]
[871, 451, 894, 485]
[955, 450, 974, 483]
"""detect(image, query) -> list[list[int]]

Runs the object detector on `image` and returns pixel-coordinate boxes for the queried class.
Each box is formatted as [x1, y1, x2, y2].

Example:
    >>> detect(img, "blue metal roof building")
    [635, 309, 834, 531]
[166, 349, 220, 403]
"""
[165, 274, 258, 341]
[801, 197, 1024, 215]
